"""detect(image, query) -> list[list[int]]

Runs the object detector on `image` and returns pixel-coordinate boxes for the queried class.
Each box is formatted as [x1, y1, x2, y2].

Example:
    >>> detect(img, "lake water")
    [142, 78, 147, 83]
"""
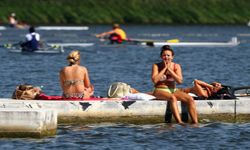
[0, 25, 250, 149]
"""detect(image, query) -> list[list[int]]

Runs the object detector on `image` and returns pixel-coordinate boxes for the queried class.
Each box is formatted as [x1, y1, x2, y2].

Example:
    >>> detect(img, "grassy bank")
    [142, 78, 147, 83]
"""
[0, 0, 250, 25]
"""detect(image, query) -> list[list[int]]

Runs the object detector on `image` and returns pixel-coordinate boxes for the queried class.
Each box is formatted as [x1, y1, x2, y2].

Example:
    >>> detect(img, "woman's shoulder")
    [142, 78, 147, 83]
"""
[173, 62, 181, 68]
[60, 66, 68, 73]
[60, 65, 88, 73]
[79, 65, 88, 70]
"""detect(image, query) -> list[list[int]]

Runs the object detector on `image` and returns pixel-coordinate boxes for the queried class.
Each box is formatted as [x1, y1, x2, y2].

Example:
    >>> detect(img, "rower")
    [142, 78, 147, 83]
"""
[96, 24, 127, 44]
[21, 26, 40, 51]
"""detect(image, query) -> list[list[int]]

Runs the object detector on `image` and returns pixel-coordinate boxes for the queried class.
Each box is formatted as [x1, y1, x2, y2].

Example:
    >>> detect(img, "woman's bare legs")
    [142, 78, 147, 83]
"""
[153, 90, 183, 124]
[174, 90, 198, 124]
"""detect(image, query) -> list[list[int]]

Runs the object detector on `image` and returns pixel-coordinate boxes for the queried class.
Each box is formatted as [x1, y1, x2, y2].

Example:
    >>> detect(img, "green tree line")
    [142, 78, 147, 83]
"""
[0, 0, 250, 25]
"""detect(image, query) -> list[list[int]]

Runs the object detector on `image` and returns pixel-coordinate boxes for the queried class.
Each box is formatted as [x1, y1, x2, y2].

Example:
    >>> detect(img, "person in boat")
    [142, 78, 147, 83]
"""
[95, 24, 127, 44]
[181, 79, 228, 99]
[21, 26, 40, 51]
[60, 50, 94, 99]
[151, 45, 198, 124]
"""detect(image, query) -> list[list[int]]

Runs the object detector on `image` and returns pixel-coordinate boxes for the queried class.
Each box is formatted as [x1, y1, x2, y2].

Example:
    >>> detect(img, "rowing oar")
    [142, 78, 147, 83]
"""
[0, 42, 21, 48]
[36, 40, 62, 49]
[144, 39, 180, 47]
[94, 34, 109, 42]
[0, 42, 61, 49]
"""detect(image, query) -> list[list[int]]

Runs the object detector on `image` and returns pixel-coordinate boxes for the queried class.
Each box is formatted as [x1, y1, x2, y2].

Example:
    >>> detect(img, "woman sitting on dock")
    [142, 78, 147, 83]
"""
[151, 45, 198, 124]
[60, 50, 94, 99]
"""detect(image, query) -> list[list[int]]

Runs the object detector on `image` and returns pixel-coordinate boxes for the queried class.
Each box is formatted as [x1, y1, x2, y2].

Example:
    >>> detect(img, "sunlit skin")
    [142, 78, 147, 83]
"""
[152, 49, 198, 124]
[183, 79, 222, 98]
[152, 50, 183, 88]
[60, 54, 94, 98]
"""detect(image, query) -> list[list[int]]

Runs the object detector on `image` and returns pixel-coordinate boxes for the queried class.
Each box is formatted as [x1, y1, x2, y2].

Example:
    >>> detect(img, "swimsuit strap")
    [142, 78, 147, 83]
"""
[64, 80, 84, 86]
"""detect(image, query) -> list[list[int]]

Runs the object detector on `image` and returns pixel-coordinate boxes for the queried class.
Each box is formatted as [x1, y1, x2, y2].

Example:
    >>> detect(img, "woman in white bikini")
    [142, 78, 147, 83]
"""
[60, 50, 94, 99]
[151, 45, 198, 124]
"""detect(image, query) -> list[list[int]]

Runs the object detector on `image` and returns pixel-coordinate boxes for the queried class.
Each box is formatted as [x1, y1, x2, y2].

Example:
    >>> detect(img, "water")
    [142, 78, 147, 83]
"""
[0, 123, 250, 149]
[0, 25, 250, 149]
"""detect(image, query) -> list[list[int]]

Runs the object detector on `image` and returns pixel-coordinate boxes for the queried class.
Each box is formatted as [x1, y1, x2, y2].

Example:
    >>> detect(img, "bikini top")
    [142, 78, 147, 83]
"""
[64, 79, 84, 86]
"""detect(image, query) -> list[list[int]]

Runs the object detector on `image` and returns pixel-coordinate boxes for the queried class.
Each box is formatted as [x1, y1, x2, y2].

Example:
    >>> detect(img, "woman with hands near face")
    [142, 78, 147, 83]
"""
[151, 45, 198, 124]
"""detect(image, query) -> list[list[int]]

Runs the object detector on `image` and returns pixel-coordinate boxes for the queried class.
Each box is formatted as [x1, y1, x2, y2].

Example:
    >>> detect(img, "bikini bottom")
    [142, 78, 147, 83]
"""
[154, 87, 177, 94]
[63, 92, 85, 99]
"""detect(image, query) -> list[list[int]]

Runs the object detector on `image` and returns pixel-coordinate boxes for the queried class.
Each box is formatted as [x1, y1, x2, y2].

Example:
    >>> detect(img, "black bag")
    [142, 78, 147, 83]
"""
[208, 85, 236, 100]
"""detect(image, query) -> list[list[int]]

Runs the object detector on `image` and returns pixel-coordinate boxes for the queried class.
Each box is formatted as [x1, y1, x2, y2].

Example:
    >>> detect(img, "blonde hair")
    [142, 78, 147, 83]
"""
[67, 50, 80, 65]
[113, 23, 120, 29]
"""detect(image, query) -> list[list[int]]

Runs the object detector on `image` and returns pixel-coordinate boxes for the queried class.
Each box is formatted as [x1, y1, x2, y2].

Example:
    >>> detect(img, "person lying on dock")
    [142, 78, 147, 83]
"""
[181, 79, 235, 100]
[95, 24, 127, 44]
[151, 45, 198, 124]
[60, 50, 94, 99]
[12, 84, 42, 100]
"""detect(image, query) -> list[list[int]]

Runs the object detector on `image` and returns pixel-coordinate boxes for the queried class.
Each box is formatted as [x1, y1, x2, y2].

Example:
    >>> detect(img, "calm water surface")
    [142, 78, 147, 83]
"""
[0, 25, 250, 149]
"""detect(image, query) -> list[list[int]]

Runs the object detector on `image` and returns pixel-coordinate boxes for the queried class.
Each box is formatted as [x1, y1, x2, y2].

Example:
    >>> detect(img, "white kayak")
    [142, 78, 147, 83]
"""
[9, 48, 64, 54]
[141, 37, 239, 47]
[36, 26, 89, 30]
[0, 26, 6, 30]
[48, 43, 94, 47]
[3, 43, 64, 54]
[0, 26, 89, 31]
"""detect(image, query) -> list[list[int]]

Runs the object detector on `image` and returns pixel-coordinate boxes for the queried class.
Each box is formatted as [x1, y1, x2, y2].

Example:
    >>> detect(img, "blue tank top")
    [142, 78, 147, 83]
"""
[29, 34, 39, 50]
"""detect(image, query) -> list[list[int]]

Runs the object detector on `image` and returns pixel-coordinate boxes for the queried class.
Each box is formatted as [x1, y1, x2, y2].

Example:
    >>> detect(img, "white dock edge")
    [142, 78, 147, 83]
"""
[0, 98, 250, 123]
[0, 108, 57, 138]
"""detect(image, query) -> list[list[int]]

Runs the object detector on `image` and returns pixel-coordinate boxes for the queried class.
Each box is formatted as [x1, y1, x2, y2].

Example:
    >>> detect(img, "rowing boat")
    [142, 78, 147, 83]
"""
[0, 26, 6, 30]
[0, 26, 89, 31]
[3, 43, 64, 54]
[8, 48, 64, 54]
[48, 43, 94, 47]
[140, 37, 239, 47]
[98, 37, 239, 47]
[36, 26, 89, 30]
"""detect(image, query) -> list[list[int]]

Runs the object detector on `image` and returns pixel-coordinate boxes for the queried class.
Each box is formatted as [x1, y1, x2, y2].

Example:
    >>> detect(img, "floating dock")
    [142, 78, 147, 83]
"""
[0, 97, 249, 125]
[0, 108, 57, 138]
